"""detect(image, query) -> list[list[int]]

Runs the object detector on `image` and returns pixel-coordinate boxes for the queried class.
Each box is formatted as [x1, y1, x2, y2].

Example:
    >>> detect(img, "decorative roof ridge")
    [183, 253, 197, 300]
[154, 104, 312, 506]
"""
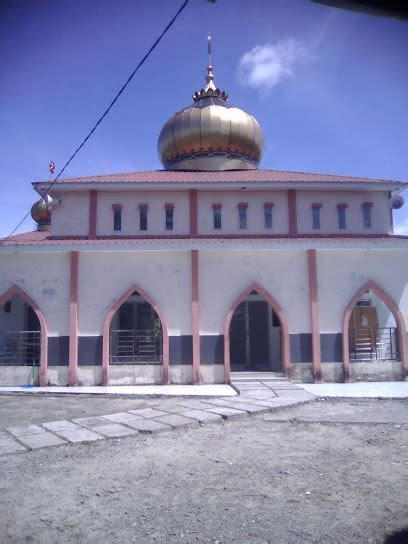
[31, 168, 407, 186]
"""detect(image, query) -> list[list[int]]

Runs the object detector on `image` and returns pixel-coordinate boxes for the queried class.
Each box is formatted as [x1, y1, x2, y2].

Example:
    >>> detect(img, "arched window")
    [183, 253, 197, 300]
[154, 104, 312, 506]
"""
[349, 289, 397, 361]
[224, 283, 290, 383]
[102, 285, 169, 385]
[0, 285, 48, 386]
[110, 291, 163, 365]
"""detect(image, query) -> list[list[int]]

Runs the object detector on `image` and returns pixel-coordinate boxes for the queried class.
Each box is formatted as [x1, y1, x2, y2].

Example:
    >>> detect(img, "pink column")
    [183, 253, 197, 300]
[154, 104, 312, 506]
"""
[89, 190, 97, 239]
[68, 251, 79, 386]
[307, 249, 322, 382]
[389, 209, 394, 234]
[191, 250, 201, 384]
[288, 189, 297, 236]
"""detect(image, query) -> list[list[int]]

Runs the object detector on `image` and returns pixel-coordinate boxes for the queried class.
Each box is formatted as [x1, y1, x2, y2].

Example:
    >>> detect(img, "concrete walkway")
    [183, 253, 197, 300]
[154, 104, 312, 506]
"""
[2, 381, 406, 399]
[0, 384, 236, 397]
[2, 380, 406, 457]
[302, 381, 408, 399]
[0, 381, 314, 456]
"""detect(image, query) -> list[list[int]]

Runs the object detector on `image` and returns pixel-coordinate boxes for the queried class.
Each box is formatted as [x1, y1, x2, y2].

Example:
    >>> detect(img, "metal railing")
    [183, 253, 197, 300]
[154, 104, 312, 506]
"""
[0, 331, 41, 366]
[110, 329, 162, 365]
[349, 327, 398, 361]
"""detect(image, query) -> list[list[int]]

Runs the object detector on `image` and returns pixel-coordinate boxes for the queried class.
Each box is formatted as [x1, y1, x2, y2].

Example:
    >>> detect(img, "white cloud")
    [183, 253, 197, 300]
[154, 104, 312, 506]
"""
[238, 38, 310, 93]
[394, 216, 408, 235]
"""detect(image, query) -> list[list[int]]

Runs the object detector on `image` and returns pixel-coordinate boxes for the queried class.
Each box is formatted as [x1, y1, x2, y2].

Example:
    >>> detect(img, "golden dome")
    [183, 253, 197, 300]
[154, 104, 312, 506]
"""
[158, 37, 264, 171]
[31, 194, 52, 231]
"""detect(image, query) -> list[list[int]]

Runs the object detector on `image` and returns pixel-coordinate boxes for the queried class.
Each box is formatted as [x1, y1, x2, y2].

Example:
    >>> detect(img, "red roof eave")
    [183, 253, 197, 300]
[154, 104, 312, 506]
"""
[2, 231, 408, 247]
[31, 168, 408, 188]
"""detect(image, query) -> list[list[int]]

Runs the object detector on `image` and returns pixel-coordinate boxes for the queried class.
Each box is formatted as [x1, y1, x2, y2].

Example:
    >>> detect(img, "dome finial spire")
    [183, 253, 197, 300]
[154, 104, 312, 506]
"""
[193, 35, 228, 102]
[205, 35, 216, 92]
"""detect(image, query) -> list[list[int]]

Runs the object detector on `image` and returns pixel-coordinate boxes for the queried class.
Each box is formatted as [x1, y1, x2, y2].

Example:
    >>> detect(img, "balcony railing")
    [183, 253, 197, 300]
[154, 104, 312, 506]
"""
[110, 329, 162, 365]
[0, 331, 41, 366]
[349, 327, 398, 361]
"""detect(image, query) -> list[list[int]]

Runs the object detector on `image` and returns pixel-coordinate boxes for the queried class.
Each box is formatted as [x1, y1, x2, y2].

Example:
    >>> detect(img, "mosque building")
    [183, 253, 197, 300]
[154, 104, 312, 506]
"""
[1, 40, 407, 387]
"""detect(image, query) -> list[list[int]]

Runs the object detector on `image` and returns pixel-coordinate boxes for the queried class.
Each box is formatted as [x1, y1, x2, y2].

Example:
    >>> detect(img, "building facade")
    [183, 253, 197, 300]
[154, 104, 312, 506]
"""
[1, 49, 407, 387]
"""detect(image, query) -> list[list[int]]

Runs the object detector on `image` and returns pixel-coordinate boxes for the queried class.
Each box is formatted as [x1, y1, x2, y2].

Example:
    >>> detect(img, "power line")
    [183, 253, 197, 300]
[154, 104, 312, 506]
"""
[0, 0, 189, 245]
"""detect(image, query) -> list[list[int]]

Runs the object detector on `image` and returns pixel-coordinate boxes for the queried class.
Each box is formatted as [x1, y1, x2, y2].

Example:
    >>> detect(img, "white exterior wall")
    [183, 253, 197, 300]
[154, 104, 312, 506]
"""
[199, 249, 310, 335]
[0, 253, 70, 336]
[78, 251, 192, 336]
[50, 192, 90, 237]
[197, 190, 289, 235]
[96, 190, 190, 236]
[297, 190, 391, 235]
[317, 249, 408, 333]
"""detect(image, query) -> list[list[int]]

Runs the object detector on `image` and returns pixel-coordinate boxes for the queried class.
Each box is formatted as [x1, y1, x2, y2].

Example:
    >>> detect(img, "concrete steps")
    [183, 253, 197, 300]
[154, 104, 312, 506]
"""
[230, 371, 287, 383]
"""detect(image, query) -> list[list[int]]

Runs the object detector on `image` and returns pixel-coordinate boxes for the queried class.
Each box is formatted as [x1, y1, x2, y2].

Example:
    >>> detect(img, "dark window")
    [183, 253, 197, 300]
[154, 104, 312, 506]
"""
[165, 208, 174, 230]
[113, 209, 122, 231]
[264, 207, 273, 229]
[4, 301, 11, 313]
[140, 208, 147, 231]
[363, 205, 372, 229]
[213, 207, 221, 229]
[337, 206, 347, 230]
[239, 207, 247, 229]
[312, 207, 321, 229]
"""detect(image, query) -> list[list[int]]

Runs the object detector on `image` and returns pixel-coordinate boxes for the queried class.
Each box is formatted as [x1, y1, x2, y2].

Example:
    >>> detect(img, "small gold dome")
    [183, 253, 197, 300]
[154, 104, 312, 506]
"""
[31, 194, 52, 231]
[158, 37, 264, 171]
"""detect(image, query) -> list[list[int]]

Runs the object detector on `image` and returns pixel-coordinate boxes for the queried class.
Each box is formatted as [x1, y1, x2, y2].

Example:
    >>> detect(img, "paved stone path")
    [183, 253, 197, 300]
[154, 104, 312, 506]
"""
[0, 381, 315, 456]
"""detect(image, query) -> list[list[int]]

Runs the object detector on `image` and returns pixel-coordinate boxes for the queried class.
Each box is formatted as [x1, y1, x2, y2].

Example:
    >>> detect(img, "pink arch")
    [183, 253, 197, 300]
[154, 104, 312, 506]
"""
[342, 280, 408, 382]
[224, 282, 291, 384]
[0, 284, 48, 386]
[102, 284, 170, 386]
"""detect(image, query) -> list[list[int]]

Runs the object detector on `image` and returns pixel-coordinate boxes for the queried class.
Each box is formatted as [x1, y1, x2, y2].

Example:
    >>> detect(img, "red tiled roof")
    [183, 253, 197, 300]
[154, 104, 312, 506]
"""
[32, 169, 407, 186]
[2, 230, 408, 247]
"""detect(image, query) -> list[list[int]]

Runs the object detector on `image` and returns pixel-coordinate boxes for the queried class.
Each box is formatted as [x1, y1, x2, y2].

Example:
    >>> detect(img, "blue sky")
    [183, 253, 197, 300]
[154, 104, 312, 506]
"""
[0, 0, 407, 236]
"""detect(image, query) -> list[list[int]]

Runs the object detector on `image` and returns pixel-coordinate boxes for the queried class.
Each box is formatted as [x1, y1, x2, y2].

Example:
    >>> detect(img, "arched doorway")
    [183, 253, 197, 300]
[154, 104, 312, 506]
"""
[224, 283, 291, 383]
[102, 285, 169, 385]
[0, 285, 48, 386]
[230, 291, 281, 371]
[342, 280, 407, 381]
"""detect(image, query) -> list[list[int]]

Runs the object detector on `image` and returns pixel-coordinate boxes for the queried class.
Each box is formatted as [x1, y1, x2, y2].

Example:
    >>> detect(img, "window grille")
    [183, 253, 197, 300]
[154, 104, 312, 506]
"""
[362, 203, 373, 229]
[110, 329, 163, 364]
[113, 209, 122, 231]
[238, 204, 247, 229]
[0, 331, 40, 366]
[264, 204, 273, 229]
[349, 327, 398, 361]
[337, 204, 347, 230]
[312, 203, 322, 230]
[165, 207, 174, 230]
[356, 300, 371, 307]
[213, 204, 222, 229]
[139, 205, 148, 231]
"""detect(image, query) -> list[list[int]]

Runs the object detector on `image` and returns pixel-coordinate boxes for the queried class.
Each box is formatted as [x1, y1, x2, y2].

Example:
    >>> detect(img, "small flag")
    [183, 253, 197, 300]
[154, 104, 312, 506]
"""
[49, 161, 55, 174]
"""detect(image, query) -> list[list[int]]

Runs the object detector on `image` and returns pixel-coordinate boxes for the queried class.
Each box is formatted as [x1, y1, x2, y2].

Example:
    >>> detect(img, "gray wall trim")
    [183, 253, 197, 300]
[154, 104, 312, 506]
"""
[78, 336, 102, 366]
[169, 335, 193, 365]
[290, 333, 312, 363]
[48, 336, 69, 366]
[200, 335, 224, 365]
[320, 333, 343, 362]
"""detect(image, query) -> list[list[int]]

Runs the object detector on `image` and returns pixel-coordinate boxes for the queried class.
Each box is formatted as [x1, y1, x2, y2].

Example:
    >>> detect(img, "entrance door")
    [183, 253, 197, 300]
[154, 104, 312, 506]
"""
[230, 296, 281, 371]
[249, 301, 269, 370]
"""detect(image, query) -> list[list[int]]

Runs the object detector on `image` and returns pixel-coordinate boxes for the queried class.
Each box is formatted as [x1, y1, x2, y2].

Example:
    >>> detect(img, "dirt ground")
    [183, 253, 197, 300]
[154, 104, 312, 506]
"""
[0, 394, 153, 429]
[0, 399, 407, 543]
